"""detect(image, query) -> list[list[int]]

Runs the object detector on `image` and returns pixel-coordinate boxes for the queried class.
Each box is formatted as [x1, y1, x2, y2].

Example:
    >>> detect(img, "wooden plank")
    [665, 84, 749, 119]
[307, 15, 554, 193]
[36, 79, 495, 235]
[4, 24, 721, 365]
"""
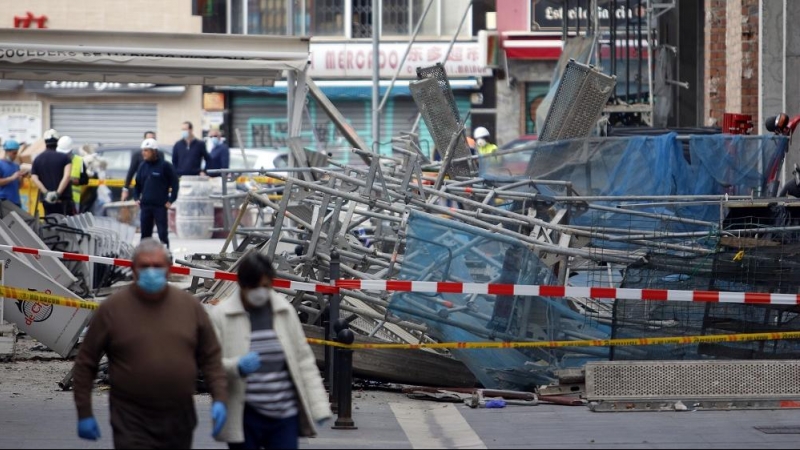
[719, 236, 780, 248]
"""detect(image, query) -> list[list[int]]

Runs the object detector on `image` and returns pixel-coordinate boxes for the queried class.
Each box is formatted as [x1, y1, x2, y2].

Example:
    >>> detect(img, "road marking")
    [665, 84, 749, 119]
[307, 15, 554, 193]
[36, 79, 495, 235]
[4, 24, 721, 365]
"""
[390, 402, 487, 449]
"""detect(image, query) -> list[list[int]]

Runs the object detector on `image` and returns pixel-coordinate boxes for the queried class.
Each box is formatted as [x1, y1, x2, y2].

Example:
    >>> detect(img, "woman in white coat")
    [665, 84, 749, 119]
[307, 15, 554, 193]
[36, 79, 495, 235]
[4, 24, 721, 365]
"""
[209, 253, 332, 449]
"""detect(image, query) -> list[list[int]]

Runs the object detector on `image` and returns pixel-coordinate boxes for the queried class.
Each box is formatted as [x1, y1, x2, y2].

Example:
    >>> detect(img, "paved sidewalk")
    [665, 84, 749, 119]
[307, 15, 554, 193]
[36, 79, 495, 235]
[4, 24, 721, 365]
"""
[3, 368, 800, 450]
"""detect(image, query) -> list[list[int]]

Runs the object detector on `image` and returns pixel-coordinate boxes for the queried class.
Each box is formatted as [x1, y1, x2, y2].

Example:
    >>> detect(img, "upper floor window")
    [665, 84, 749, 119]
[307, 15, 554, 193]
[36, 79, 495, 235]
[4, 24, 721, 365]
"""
[230, 0, 471, 38]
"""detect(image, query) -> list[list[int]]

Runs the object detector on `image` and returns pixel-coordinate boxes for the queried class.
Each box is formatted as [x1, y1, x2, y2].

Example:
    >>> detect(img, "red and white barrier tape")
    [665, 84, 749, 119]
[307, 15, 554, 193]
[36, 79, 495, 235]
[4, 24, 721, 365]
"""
[2, 244, 798, 304]
[0, 243, 333, 294]
[335, 280, 800, 306]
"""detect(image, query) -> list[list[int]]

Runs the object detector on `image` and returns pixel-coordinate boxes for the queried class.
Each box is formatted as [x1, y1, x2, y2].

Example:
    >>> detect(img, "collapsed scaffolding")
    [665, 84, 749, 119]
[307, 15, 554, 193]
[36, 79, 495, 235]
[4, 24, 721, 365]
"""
[183, 60, 800, 392]
[2, 26, 800, 394]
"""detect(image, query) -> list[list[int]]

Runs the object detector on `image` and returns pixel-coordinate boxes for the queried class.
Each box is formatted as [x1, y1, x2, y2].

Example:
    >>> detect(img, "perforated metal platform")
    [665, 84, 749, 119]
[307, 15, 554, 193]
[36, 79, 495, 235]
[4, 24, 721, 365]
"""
[409, 77, 473, 178]
[538, 59, 616, 143]
[586, 360, 800, 401]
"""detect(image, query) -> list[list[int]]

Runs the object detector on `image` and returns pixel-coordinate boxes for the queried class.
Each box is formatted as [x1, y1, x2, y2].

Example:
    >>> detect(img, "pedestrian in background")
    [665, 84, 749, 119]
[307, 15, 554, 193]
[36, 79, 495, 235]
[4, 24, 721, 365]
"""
[133, 138, 178, 248]
[72, 238, 229, 449]
[173, 121, 209, 176]
[209, 252, 332, 450]
[31, 129, 74, 216]
[0, 139, 26, 207]
[56, 135, 89, 214]
[473, 127, 498, 155]
[206, 127, 230, 177]
[122, 130, 159, 202]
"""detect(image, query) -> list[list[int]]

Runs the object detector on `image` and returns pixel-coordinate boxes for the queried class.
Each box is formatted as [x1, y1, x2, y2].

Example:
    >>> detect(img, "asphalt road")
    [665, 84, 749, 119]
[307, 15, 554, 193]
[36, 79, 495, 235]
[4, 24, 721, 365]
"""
[2, 336, 800, 450]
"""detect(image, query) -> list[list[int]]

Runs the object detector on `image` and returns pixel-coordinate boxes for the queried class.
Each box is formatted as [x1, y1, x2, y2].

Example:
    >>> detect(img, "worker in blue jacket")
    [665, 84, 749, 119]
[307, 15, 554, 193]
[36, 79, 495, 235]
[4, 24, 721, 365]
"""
[134, 138, 179, 248]
[172, 121, 210, 177]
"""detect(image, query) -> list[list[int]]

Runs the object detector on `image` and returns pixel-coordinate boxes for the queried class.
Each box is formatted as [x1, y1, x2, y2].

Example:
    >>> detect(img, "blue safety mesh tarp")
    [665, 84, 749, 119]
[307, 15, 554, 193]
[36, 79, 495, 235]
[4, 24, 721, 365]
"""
[388, 210, 612, 390]
[478, 134, 787, 243]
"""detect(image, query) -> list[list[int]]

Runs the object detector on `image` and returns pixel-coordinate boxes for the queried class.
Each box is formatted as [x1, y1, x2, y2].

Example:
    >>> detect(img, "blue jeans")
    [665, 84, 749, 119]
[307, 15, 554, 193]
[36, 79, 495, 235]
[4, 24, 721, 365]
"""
[228, 405, 298, 450]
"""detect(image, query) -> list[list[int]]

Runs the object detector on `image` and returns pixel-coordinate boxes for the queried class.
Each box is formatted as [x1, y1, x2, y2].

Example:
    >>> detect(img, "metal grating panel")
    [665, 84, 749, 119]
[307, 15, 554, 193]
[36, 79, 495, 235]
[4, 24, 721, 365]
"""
[538, 59, 616, 143]
[409, 77, 472, 178]
[586, 360, 800, 401]
[416, 63, 462, 126]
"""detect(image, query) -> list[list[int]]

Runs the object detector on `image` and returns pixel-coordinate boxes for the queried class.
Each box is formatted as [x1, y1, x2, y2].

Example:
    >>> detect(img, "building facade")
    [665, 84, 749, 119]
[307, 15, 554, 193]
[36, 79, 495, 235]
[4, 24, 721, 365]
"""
[198, 0, 488, 162]
[0, 0, 203, 147]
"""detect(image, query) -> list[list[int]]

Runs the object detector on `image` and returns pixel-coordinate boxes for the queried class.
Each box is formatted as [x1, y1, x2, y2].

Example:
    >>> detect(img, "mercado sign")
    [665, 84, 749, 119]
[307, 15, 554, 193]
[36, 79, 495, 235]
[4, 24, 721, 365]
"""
[308, 41, 492, 79]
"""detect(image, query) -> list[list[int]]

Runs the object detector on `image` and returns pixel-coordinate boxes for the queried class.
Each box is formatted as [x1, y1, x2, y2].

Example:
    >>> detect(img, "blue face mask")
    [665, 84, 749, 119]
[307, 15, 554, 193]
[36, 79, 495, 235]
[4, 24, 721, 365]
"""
[137, 267, 168, 293]
[209, 137, 220, 147]
[181, 130, 190, 140]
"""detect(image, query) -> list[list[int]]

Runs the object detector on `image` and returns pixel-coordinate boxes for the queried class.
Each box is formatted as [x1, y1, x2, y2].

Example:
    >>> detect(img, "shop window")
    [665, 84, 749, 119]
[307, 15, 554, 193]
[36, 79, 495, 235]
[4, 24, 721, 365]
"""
[231, 0, 471, 38]
[382, 0, 409, 35]
[308, 0, 345, 36]
[352, 0, 373, 38]
[248, 0, 287, 35]
[197, 0, 227, 33]
[525, 82, 549, 135]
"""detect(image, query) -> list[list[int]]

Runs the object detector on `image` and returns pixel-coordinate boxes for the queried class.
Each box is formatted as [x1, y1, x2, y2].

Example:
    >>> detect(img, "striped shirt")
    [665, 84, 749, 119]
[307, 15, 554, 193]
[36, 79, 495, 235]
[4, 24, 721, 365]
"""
[245, 305, 298, 419]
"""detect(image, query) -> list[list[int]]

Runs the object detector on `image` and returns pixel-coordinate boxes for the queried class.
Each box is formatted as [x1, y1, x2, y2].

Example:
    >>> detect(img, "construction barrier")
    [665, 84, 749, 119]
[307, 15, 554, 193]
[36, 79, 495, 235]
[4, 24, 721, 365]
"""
[306, 331, 800, 350]
[0, 286, 99, 311]
[4, 244, 800, 304]
[3, 282, 799, 350]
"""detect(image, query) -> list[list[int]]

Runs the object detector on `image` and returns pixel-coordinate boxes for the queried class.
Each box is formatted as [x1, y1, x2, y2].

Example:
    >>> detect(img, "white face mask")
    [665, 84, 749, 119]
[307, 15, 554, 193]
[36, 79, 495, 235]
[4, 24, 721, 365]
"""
[246, 287, 270, 308]
[476, 138, 487, 148]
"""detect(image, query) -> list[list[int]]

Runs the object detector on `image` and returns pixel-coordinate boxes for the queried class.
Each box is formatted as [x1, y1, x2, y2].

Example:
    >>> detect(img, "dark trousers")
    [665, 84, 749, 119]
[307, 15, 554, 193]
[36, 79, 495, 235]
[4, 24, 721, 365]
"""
[228, 405, 298, 450]
[140, 205, 170, 248]
[42, 199, 75, 216]
[110, 396, 196, 449]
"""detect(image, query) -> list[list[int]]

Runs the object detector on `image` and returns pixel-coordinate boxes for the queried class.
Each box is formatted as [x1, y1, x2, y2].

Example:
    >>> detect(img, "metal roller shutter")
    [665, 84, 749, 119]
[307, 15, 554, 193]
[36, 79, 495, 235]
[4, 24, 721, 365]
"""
[50, 103, 157, 147]
[231, 94, 471, 164]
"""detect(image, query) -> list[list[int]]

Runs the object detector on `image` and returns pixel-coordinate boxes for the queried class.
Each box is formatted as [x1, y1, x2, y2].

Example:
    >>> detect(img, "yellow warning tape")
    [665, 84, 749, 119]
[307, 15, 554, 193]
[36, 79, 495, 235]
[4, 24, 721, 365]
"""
[236, 176, 284, 185]
[88, 177, 285, 188]
[307, 331, 800, 350]
[7, 286, 799, 350]
[87, 178, 282, 200]
[0, 286, 99, 311]
[87, 179, 127, 188]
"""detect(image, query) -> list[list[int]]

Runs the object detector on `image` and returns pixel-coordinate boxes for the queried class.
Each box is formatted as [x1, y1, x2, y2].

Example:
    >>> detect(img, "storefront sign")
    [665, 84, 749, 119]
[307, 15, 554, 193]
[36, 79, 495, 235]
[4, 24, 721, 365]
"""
[0, 101, 42, 144]
[22, 81, 185, 96]
[532, 0, 644, 30]
[13, 12, 47, 29]
[309, 41, 492, 79]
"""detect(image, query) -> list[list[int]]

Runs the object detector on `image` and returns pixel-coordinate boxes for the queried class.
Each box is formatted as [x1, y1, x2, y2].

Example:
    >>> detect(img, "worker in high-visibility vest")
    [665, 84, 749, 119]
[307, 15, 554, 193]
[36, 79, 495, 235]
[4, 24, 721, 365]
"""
[57, 136, 88, 214]
[473, 127, 498, 155]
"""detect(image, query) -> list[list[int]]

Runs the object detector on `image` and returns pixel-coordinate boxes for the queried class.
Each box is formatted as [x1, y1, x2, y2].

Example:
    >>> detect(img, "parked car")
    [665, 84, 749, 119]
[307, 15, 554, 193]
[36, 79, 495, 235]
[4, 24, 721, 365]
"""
[94, 144, 173, 202]
[228, 147, 289, 175]
[499, 134, 538, 152]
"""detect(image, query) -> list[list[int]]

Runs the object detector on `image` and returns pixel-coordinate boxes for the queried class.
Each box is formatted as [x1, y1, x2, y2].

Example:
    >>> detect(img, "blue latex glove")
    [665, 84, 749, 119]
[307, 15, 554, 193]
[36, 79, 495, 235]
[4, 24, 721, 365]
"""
[211, 401, 227, 437]
[485, 399, 507, 409]
[77, 417, 101, 440]
[237, 351, 261, 376]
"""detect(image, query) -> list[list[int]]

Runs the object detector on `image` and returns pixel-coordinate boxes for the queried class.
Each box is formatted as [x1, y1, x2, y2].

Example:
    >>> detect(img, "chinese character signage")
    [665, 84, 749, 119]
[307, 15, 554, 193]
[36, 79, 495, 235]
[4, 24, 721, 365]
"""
[309, 42, 491, 78]
[13, 12, 47, 29]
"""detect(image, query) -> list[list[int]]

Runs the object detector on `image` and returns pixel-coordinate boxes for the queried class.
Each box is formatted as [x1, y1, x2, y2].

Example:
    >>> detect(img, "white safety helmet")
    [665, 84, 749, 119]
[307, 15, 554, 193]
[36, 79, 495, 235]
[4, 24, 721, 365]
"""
[141, 138, 159, 150]
[56, 136, 73, 154]
[473, 127, 490, 139]
[43, 128, 60, 144]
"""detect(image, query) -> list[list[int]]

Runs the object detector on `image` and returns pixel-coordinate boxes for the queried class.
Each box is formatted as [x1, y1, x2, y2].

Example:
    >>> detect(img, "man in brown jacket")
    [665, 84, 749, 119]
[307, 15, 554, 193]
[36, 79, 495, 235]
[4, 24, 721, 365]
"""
[72, 238, 228, 449]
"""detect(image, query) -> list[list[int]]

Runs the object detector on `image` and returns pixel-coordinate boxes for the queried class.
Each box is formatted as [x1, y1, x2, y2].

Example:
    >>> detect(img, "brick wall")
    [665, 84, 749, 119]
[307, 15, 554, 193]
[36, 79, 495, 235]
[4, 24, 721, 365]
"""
[704, 0, 760, 127]
[740, 0, 760, 122]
